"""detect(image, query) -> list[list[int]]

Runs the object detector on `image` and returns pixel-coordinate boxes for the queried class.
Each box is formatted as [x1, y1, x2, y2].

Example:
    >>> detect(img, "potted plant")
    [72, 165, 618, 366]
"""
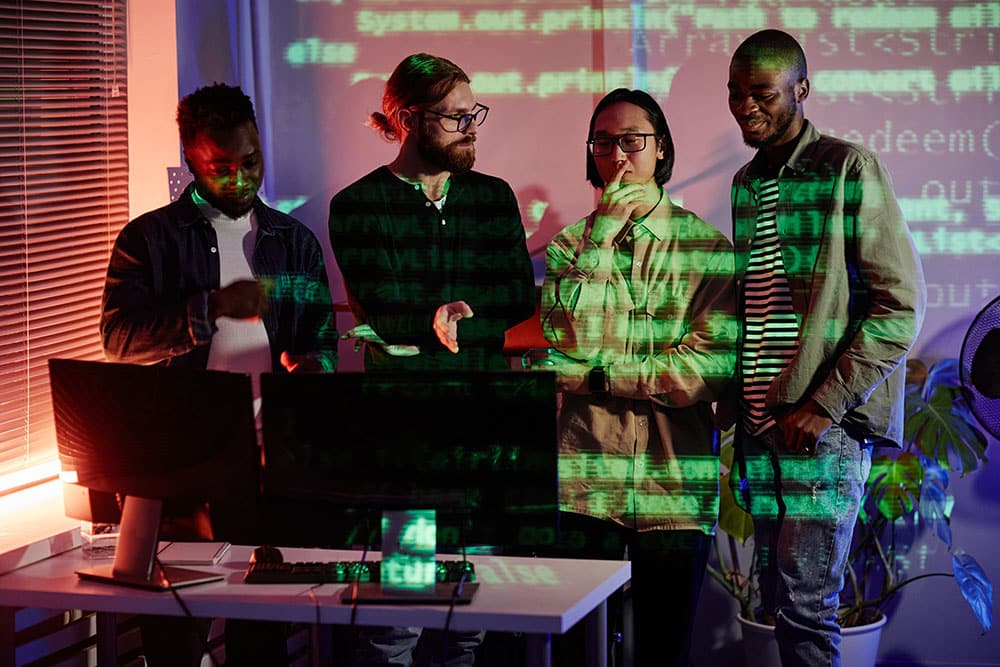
[708, 357, 993, 667]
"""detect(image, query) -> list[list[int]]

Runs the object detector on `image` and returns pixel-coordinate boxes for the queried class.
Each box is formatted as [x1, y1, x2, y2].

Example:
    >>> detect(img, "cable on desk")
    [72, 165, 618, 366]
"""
[306, 583, 323, 665]
[440, 568, 470, 666]
[156, 556, 221, 667]
[347, 543, 371, 631]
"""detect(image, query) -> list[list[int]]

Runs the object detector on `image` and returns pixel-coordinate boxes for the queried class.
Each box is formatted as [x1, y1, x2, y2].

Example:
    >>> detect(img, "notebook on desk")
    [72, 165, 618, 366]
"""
[157, 541, 231, 566]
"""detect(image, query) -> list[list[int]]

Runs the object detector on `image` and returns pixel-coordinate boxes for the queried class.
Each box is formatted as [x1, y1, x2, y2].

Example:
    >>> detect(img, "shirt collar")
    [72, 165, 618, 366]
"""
[747, 119, 819, 179]
[631, 189, 671, 241]
[177, 183, 276, 234]
[635, 212, 669, 240]
[190, 186, 253, 226]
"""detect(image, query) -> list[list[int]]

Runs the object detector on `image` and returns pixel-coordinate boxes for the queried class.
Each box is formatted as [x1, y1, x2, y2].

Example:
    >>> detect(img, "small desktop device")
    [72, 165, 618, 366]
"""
[381, 509, 437, 594]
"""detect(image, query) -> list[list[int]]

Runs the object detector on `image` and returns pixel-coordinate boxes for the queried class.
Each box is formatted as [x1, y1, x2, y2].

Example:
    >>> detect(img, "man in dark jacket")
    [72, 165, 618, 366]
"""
[101, 83, 336, 667]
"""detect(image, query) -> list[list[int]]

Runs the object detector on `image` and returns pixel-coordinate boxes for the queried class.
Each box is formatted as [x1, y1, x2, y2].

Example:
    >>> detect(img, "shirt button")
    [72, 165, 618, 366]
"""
[210, 247, 217, 253]
[414, 185, 420, 191]
[636, 260, 642, 267]
[441, 219, 446, 226]
[638, 419, 647, 427]
[425, 201, 432, 207]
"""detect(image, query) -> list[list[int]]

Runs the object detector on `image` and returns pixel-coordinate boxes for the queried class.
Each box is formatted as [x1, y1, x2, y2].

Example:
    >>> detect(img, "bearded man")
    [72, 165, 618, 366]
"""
[328, 53, 534, 372]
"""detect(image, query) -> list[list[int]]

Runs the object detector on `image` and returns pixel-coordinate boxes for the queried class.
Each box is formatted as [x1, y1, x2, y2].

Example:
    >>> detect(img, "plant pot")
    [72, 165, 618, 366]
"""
[736, 613, 887, 667]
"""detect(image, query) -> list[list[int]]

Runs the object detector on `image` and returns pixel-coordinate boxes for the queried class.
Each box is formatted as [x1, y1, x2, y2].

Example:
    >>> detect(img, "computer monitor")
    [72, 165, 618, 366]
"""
[260, 371, 559, 554]
[49, 358, 258, 590]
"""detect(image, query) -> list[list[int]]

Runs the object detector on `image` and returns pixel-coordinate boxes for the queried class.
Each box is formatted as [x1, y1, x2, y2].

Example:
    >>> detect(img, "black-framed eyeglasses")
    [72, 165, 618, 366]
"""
[423, 103, 489, 133]
[587, 133, 657, 157]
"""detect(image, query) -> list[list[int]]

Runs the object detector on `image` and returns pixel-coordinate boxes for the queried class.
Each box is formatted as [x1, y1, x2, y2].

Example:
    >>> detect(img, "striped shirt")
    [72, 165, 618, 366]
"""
[740, 178, 800, 435]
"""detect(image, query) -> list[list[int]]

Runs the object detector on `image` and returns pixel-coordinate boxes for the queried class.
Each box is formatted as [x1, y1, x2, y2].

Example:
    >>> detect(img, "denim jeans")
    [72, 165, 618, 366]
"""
[352, 626, 484, 666]
[744, 424, 871, 667]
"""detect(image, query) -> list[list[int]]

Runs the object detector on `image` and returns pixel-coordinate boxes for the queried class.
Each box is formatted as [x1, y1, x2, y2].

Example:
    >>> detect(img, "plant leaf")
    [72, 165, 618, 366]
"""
[719, 439, 754, 543]
[906, 383, 987, 475]
[924, 357, 961, 397]
[868, 453, 922, 521]
[918, 455, 952, 548]
[905, 358, 929, 396]
[953, 552, 993, 632]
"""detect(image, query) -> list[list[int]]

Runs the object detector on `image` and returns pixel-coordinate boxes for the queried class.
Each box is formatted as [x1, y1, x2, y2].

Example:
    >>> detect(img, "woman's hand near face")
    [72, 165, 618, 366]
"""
[590, 162, 651, 246]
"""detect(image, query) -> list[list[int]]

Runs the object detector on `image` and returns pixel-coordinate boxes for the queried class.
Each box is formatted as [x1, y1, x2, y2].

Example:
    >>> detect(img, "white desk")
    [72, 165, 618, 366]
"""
[0, 544, 630, 667]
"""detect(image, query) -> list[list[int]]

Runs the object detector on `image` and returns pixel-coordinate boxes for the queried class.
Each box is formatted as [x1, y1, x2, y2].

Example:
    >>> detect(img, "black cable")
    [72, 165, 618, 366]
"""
[306, 583, 323, 627]
[437, 513, 476, 665]
[347, 544, 370, 630]
[541, 215, 593, 338]
[348, 512, 374, 630]
[155, 556, 221, 667]
[440, 569, 470, 666]
[766, 447, 787, 620]
[306, 583, 323, 666]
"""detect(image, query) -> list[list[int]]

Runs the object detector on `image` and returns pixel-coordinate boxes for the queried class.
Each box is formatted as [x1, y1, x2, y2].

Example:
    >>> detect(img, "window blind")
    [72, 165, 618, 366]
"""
[0, 0, 128, 480]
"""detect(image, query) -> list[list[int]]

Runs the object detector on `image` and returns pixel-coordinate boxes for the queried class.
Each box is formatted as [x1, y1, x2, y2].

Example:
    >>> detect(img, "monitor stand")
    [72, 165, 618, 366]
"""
[75, 496, 223, 591]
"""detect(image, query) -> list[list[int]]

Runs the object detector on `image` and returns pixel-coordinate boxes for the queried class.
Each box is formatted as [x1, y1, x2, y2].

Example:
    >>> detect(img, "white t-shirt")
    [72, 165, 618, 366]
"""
[194, 192, 271, 420]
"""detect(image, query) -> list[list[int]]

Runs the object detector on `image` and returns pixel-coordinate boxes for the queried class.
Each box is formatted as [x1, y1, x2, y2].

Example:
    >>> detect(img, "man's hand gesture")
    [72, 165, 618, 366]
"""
[433, 301, 474, 354]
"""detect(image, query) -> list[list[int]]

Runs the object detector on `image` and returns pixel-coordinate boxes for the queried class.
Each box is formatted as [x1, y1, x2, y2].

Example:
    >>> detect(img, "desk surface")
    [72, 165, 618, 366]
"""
[0, 545, 630, 635]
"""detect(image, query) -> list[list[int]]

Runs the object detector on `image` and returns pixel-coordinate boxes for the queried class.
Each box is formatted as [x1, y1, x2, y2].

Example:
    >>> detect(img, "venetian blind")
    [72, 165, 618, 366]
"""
[0, 0, 128, 480]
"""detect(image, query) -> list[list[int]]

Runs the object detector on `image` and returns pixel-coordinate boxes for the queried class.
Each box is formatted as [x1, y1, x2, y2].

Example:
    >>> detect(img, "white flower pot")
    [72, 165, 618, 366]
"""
[737, 613, 887, 667]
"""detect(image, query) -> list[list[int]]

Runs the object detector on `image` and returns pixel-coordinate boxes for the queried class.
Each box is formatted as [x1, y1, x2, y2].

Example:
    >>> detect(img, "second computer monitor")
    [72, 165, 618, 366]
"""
[261, 371, 558, 554]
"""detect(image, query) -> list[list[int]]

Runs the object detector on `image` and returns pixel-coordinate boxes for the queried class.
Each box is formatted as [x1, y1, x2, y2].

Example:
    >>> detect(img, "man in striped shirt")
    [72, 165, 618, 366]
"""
[726, 30, 925, 667]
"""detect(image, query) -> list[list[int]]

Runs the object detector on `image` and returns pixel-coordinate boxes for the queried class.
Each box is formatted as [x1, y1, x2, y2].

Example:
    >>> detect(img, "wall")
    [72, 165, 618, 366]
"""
[159, 1, 1000, 664]
[127, 0, 180, 218]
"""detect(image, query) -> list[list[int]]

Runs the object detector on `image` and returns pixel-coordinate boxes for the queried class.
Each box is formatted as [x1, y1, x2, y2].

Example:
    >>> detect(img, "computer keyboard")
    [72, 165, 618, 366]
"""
[243, 559, 476, 585]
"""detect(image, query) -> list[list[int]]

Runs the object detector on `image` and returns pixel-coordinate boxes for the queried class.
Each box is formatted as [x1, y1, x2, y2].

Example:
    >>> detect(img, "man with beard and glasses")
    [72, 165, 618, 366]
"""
[329, 53, 534, 374]
[101, 83, 336, 666]
[327, 54, 533, 667]
[721, 30, 925, 667]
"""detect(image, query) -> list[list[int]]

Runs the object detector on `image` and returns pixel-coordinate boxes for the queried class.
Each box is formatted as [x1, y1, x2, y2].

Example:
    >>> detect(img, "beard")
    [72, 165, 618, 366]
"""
[193, 178, 258, 219]
[417, 127, 476, 174]
[742, 99, 797, 149]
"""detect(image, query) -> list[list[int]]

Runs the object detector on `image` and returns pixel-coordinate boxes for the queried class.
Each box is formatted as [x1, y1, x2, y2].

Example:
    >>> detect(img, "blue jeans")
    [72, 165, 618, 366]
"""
[352, 626, 484, 666]
[744, 424, 871, 667]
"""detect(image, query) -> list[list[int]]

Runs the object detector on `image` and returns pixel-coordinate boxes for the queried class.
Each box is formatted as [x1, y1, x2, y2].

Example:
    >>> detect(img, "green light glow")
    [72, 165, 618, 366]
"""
[950, 3, 1000, 28]
[559, 453, 720, 525]
[528, 200, 549, 226]
[693, 6, 766, 30]
[527, 67, 679, 99]
[831, 6, 939, 30]
[381, 510, 436, 591]
[911, 227, 1000, 254]
[285, 38, 357, 67]
[356, 10, 462, 36]
[473, 561, 559, 586]
[899, 198, 965, 224]
[271, 196, 307, 214]
[780, 7, 819, 30]
[986, 196, 1000, 221]
[813, 69, 936, 96]
[264, 274, 333, 304]
[948, 65, 1000, 97]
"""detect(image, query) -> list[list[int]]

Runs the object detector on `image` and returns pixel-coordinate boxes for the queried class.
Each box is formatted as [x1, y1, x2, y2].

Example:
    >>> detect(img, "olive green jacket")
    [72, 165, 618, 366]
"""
[730, 120, 926, 446]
